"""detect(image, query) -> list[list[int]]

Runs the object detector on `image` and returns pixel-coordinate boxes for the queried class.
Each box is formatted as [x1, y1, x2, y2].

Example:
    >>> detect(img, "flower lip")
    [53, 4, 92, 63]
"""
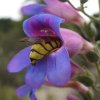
[7, 46, 31, 73]
[23, 14, 64, 39]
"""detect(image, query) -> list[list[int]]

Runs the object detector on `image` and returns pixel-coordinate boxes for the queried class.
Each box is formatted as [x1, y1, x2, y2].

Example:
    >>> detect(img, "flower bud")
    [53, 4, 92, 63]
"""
[67, 94, 80, 100]
[21, 0, 86, 26]
[60, 28, 95, 56]
[46, 1, 86, 26]
[64, 81, 89, 93]
[80, 40, 95, 54]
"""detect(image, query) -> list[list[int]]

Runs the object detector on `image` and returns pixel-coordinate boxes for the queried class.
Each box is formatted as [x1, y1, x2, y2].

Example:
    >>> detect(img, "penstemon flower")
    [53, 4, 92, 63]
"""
[60, 28, 95, 56]
[21, 0, 85, 26]
[7, 14, 71, 100]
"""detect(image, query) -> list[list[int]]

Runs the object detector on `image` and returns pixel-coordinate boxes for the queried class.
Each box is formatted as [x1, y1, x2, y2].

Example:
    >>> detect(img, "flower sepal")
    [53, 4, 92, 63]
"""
[86, 51, 99, 63]
[74, 70, 95, 87]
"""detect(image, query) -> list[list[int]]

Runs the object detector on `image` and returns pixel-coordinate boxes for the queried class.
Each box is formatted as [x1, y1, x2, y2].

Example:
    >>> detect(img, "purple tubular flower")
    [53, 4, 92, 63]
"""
[21, 0, 85, 26]
[7, 14, 71, 100]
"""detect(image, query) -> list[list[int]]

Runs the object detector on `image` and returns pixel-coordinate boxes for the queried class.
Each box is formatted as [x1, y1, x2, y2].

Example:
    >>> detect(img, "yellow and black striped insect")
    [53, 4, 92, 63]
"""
[21, 36, 62, 64]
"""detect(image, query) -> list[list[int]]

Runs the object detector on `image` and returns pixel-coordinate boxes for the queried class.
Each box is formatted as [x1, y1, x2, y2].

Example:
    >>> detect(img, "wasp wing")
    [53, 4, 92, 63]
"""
[19, 36, 61, 44]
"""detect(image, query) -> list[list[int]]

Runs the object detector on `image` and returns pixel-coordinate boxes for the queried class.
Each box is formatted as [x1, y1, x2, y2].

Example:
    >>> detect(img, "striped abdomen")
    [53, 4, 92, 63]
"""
[30, 39, 62, 64]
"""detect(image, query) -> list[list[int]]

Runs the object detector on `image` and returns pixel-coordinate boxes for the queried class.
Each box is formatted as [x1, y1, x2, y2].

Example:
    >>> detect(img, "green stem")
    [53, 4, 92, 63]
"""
[67, 0, 100, 23]
[82, 10, 99, 23]
[67, 0, 78, 10]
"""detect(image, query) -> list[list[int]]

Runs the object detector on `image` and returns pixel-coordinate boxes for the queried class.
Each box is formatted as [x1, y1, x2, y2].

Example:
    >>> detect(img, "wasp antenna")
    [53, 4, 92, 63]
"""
[18, 37, 28, 42]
